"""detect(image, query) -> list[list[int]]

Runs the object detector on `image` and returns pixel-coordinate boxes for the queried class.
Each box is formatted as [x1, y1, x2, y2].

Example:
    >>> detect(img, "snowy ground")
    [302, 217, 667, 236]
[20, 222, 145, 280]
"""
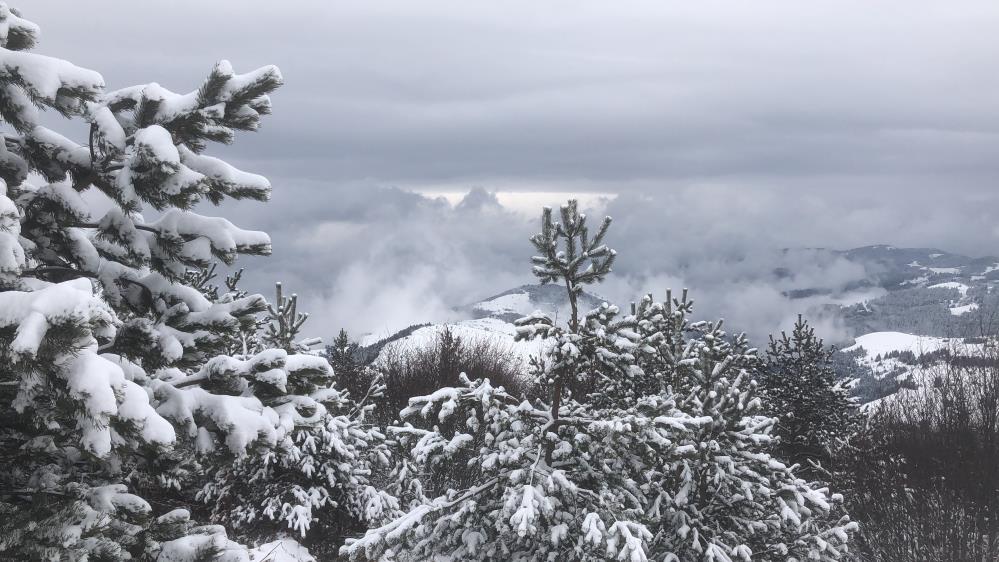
[843, 331, 956, 360]
[928, 281, 970, 296]
[472, 291, 533, 317]
[249, 539, 314, 562]
[950, 303, 979, 316]
[847, 331, 987, 410]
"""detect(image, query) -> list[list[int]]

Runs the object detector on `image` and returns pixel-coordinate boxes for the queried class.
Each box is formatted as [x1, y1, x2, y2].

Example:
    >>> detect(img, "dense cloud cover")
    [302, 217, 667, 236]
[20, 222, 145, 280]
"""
[25, 0, 999, 342]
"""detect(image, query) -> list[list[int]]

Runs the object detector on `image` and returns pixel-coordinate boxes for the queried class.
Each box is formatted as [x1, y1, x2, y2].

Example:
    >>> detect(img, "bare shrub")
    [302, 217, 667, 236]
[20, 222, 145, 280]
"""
[373, 327, 528, 423]
[846, 340, 999, 561]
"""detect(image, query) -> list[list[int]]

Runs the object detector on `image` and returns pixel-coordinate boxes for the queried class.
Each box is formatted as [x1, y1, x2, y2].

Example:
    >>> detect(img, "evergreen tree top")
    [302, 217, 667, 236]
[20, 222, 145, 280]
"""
[529, 200, 615, 324]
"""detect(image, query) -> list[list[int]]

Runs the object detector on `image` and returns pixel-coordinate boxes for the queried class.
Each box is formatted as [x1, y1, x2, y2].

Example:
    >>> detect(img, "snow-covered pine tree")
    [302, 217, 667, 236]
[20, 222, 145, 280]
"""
[342, 200, 857, 562]
[525, 201, 618, 456]
[325, 328, 378, 406]
[630, 295, 857, 560]
[197, 282, 398, 557]
[327, 329, 355, 369]
[757, 315, 860, 474]
[340, 201, 675, 561]
[0, 3, 296, 558]
[342, 372, 705, 561]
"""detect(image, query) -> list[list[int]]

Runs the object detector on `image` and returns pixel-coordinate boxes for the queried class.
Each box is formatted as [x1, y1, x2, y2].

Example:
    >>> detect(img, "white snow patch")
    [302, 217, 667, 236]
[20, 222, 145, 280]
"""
[929, 282, 970, 296]
[901, 275, 929, 287]
[928, 267, 961, 274]
[950, 303, 979, 316]
[376, 317, 547, 365]
[473, 292, 532, 316]
[844, 332, 953, 359]
[250, 539, 315, 562]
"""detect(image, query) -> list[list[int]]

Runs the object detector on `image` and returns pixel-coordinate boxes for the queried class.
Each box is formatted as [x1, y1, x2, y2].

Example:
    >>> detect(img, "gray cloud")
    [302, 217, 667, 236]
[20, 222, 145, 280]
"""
[19, 1, 999, 343]
[27, 1, 999, 184]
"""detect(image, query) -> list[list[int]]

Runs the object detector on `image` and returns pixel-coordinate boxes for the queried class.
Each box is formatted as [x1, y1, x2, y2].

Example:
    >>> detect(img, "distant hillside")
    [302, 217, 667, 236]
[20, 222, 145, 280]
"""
[461, 283, 606, 323]
[819, 246, 999, 339]
[354, 246, 999, 405]
[359, 283, 606, 364]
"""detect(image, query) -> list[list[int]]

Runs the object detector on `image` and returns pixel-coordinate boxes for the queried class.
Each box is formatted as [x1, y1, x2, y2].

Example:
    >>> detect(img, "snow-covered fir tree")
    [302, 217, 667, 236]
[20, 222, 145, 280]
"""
[342, 200, 856, 562]
[757, 316, 860, 474]
[325, 328, 377, 404]
[629, 294, 856, 560]
[197, 282, 398, 556]
[0, 3, 326, 558]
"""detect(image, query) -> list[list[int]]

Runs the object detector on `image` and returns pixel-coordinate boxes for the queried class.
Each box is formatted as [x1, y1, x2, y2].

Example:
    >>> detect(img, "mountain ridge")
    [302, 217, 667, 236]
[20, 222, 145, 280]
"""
[357, 245, 999, 403]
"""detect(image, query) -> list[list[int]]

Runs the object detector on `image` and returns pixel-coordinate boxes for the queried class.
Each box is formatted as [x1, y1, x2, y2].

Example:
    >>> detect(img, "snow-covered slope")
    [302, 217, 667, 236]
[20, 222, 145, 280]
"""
[843, 330, 987, 407]
[361, 283, 605, 364]
[831, 248, 997, 404]
[843, 331, 955, 359]
[249, 539, 315, 562]
[372, 317, 547, 363]
[464, 283, 605, 323]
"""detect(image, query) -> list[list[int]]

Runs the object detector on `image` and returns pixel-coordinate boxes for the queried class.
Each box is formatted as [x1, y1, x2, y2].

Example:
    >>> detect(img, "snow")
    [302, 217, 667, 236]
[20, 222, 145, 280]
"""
[928, 267, 961, 274]
[950, 303, 979, 316]
[218, 62, 284, 102]
[91, 106, 126, 150]
[154, 383, 280, 456]
[138, 271, 213, 312]
[134, 124, 180, 166]
[249, 539, 315, 562]
[929, 281, 970, 296]
[140, 82, 200, 124]
[376, 317, 548, 365]
[36, 181, 91, 219]
[0, 181, 23, 277]
[157, 532, 249, 562]
[925, 282, 977, 315]
[473, 291, 533, 316]
[844, 331, 952, 359]
[0, 279, 114, 357]
[900, 275, 929, 287]
[0, 4, 41, 49]
[146, 209, 271, 263]
[66, 347, 176, 455]
[857, 332, 991, 413]
[34, 124, 88, 168]
[0, 48, 103, 102]
[1, 24, 299, 556]
[180, 146, 272, 199]
[101, 62, 280, 134]
[0, 278, 176, 456]
[86, 484, 151, 515]
[848, 331, 987, 408]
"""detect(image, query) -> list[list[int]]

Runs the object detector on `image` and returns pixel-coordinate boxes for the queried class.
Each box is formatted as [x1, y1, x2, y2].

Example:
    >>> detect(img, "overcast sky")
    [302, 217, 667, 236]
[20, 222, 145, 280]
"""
[25, 1, 999, 341]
